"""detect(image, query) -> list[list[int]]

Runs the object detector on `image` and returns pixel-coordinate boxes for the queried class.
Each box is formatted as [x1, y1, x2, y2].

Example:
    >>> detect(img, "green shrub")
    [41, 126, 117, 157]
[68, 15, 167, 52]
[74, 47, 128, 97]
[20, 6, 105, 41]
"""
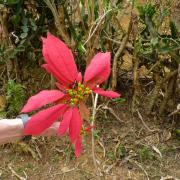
[6, 80, 26, 116]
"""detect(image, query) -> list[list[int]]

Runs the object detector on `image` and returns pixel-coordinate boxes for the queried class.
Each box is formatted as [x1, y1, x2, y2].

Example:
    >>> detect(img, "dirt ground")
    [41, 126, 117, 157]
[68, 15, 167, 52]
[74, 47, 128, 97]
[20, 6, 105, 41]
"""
[0, 101, 180, 180]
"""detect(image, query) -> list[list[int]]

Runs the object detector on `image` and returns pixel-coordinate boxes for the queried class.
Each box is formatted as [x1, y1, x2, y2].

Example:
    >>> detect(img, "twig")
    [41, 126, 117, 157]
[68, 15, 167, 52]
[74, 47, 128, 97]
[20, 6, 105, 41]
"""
[98, 139, 106, 158]
[91, 92, 101, 180]
[160, 175, 180, 180]
[160, 74, 177, 114]
[52, 168, 76, 176]
[152, 145, 162, 158]
[84, 9, 112, 46]
[130, 160, 149, 180]
[102, 106, 124, 123]
[131, 55, 140, 112]
[23, 171, 28, 179]
[104, 36, 134, 49]
[8, 164, 26, 180]
[163, 69, 178, 83]
[114, 138, 121, 158]
[168, 104, 180, 116]
[119, 155, 135, 166]
[148, 73, 162, 113]
[137, 110, 158, 132]
[104, 162, 117, 174]
[148, 69, 178, 113]
[158, 35, 180, 47]
[147, 59, 162, 74]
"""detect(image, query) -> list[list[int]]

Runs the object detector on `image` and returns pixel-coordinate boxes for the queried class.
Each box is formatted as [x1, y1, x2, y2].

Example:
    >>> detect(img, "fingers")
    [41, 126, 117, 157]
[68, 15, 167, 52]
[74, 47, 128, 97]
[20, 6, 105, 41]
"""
[38, 122, 60, 136]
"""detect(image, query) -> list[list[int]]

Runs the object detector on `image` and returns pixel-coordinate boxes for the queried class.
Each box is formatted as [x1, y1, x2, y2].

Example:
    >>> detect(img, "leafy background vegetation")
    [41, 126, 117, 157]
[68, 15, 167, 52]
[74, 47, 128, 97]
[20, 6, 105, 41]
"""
[0, 0, 179, 117]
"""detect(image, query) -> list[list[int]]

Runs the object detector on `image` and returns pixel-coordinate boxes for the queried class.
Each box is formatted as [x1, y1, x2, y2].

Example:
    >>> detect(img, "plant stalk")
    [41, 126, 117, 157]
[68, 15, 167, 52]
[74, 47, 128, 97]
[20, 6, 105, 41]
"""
[91, 93, 101, 180]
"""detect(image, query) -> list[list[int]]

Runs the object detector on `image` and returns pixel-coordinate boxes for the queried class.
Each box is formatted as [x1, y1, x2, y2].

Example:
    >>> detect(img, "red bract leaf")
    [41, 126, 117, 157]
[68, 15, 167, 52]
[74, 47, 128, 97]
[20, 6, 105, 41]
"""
[76, 72, 82, 83]
[69, 107, 83, 143]
[42, 33, 78, 85]
[24, 104, 67, 135]
[79, 102, 90, 121]
[42, 64, 69, 86]
[55, 82, 66, 91]
[93, 88, 121, 98]
[58, 108, 73, 136]
[84, 52, 111, 88]
[21, 90, 65, 113]
[55, 95, 71, 104]
[75, 137, 82, 158]
[85, 125, 96, 132]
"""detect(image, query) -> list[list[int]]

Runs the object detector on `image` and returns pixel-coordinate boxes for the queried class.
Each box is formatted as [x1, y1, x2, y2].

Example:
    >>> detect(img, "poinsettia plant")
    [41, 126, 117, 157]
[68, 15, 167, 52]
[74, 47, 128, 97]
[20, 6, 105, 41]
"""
[21, 33, 120, 157]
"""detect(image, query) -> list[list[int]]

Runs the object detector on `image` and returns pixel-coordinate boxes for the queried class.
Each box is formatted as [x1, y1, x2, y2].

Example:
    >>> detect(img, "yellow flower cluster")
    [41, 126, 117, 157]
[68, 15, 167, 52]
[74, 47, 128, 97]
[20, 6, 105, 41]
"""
[68, 83, 92, 105]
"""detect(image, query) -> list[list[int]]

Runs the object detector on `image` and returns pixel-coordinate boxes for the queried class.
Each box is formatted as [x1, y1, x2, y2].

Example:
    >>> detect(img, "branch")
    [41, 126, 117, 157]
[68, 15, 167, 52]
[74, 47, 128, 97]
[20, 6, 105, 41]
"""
[43, 0, 70, 45]
[112, 11, 133, 90]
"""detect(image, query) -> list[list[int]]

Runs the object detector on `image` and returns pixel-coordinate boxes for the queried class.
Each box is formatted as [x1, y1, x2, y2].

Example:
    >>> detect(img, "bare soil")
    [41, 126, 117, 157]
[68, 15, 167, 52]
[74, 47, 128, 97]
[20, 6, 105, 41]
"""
[0, 102, 180, 180]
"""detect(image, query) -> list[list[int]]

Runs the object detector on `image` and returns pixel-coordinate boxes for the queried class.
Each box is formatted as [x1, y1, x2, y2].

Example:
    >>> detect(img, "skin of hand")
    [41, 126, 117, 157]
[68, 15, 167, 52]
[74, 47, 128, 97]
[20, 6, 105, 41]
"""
[38, 122, 60, 136]
[0, 118, 60, 144]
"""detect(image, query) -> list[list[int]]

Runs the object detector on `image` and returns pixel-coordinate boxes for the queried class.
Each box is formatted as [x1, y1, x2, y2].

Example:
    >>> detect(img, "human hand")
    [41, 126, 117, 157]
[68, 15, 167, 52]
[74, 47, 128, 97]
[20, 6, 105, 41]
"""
[38, 122, 60, 137]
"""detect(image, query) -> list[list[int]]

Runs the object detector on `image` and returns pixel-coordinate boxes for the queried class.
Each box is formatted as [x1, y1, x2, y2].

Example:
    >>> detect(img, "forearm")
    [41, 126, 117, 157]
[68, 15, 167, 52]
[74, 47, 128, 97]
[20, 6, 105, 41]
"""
[0, 118, 24, 144]
[0, 118, 60, 144]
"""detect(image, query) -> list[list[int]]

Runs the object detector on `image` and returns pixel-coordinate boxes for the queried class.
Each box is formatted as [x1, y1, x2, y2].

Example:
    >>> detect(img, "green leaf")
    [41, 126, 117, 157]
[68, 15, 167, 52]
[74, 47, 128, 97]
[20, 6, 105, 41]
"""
[30, 19, 37, 31]
[0, 111, 7, 118]
[1, 0, 20, 5]
[175, 129, 180, 135]
[6, 80, 26, 115]
[137, 3, 156, 21]
[161, 9, 169, 17]
[78, 43, 86, 53]
[21, 26, 29, 33]
[170, 21, 178, 39]
[117, 145, 126, 158]
[11, 14, 21, 27]
[112, 98, 126, 103]
[20, 32, 28, 39]
[150, 37, 158, 47]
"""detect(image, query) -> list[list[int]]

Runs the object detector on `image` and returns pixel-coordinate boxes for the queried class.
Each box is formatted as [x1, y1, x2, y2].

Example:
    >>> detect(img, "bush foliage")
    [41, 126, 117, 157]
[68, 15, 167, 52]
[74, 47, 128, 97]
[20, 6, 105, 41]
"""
[0, 0, 179, 117]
